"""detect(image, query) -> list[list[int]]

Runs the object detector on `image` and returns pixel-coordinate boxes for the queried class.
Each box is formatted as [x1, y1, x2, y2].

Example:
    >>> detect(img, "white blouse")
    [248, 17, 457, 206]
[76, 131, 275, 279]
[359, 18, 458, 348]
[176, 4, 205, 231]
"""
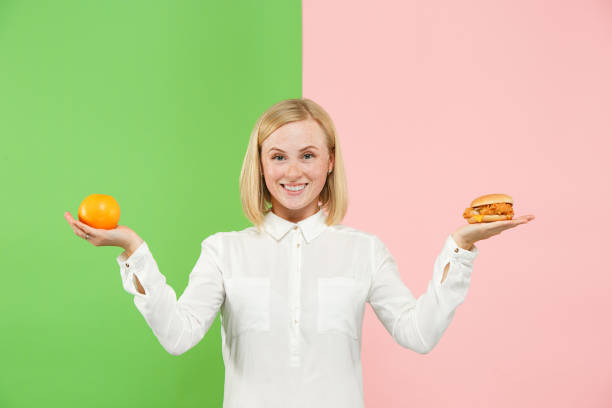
[117, 207, 479, 408]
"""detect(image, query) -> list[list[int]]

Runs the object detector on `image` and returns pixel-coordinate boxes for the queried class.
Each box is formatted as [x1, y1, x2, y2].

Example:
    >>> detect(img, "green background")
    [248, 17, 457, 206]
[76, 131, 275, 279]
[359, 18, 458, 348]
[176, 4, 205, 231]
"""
[0, 1, 301, 406]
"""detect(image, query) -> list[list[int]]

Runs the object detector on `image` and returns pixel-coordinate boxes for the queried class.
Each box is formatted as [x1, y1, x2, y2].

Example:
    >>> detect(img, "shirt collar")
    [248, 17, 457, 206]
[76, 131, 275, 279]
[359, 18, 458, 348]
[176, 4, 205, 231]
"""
[263, 207, 328, 244]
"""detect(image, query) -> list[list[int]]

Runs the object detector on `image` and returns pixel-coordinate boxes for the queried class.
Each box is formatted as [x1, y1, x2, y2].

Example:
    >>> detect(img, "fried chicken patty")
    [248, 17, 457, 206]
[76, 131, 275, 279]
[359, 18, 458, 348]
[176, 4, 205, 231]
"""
[463, 202, 514, 218]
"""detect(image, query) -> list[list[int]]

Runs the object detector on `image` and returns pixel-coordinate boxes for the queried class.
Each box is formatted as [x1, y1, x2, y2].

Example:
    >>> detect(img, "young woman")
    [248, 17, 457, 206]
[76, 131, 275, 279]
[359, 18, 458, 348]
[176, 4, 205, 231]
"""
[64, 98, 534, 407]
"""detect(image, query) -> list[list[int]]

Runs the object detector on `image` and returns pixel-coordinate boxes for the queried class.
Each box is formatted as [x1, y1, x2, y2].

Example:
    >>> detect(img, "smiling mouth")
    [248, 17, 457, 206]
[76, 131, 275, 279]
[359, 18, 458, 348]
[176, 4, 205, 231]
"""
[282, 183, 308, 191]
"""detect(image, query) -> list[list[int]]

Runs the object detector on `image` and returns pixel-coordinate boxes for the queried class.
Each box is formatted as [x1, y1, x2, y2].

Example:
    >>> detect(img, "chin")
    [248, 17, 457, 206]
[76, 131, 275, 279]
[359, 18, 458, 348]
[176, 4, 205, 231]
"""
[278, 199, 311, 210]
[274, 193, 319, 211]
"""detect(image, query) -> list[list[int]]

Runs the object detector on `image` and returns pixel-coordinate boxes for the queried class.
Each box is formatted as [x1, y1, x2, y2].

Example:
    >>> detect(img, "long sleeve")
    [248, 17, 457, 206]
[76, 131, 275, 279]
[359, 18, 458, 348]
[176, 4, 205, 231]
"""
[367, 234, 479, 354]
[116, 234, 226, 356]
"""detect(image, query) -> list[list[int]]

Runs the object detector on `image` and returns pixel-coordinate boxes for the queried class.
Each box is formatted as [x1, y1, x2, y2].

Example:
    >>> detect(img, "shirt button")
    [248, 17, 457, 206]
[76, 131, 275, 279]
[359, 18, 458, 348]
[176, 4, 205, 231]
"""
[454, 248, 459, 253]
[294, 319, 297, 324]
[293, 226, 298, 230]
[126, 263, 130, 268]
[296, 243, 300, 248]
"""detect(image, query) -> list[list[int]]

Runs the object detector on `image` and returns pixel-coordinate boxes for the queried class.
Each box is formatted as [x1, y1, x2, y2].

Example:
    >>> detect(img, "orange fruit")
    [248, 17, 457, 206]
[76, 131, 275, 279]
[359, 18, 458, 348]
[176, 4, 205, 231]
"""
[78, 194, 121, 229]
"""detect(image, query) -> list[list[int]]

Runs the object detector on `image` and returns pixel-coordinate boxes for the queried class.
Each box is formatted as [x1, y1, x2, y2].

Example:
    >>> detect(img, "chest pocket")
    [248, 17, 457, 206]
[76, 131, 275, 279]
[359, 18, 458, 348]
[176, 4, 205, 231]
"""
[224, 276, 271, 339]
[317, 276, 367, 341]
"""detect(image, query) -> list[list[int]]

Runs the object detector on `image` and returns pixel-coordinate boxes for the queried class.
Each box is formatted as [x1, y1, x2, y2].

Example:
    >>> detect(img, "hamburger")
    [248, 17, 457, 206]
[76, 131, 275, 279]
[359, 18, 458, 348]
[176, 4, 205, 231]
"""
[463, 193, 514, 223]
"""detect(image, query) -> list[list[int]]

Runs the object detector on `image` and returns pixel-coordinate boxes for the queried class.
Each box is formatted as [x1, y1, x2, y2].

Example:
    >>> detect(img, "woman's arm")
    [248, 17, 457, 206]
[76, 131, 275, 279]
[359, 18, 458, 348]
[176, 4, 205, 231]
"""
[367, 234, 478, 354]
[116, 235, 226, 355]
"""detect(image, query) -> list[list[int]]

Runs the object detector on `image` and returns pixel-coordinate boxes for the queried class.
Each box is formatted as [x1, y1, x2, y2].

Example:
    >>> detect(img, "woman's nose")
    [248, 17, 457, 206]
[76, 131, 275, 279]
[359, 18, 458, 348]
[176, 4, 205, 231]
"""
[286, 163, 302, 177]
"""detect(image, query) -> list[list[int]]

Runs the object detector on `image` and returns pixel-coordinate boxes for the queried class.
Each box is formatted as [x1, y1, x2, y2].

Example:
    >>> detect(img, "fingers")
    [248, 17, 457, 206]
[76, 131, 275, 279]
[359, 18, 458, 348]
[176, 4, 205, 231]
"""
[513, 214, 535, 225]
[67, 218, 89, 239]
[65, 211, 94, 241]
[74, 219, 95, 234]
[64, 211, 74, 223]
[492, 215, 535, 232]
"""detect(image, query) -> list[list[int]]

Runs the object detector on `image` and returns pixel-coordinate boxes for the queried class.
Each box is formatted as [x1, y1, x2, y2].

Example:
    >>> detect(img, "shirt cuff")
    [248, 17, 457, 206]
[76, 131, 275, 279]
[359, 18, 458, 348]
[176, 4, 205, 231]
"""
[445, 233, 479, 262]
[434, 234, 478, 292]
[116, 241, 151, 296]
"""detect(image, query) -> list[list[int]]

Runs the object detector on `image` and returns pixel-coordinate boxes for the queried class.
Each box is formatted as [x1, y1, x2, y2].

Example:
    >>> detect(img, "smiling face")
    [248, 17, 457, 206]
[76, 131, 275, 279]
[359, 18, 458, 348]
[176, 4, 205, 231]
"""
[260, 119, 334, 223]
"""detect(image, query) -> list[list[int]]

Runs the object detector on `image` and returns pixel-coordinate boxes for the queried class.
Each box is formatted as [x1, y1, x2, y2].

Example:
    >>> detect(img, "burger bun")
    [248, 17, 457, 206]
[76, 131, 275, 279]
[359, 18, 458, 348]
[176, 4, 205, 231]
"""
[471, 193, 513, 207]
[465, 214, 513, 224]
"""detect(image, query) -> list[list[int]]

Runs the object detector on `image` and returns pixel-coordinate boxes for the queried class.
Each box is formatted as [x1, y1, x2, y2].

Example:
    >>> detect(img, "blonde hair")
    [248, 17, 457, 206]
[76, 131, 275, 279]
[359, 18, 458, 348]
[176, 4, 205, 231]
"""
[239, 98, 348, 233]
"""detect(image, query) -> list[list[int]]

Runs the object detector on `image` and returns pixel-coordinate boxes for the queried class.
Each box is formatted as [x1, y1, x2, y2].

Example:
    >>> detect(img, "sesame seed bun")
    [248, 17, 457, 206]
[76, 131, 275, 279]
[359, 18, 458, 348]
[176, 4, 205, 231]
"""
[470, 193, 513, 207]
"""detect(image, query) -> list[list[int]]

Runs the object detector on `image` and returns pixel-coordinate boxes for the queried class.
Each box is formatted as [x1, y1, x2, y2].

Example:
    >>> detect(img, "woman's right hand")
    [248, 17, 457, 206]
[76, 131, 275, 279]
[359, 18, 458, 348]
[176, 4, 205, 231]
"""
[64, 211, 142, 250]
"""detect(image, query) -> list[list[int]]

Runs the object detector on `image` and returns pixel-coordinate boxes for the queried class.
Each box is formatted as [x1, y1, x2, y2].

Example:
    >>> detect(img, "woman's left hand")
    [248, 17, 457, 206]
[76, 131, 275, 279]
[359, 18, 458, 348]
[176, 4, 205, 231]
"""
[452, 214, 536, 249]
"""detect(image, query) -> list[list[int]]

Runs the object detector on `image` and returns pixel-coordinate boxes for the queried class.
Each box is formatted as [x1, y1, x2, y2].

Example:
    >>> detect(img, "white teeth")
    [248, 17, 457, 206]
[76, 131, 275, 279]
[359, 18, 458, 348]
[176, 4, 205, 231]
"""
[283, 184, 306, 191]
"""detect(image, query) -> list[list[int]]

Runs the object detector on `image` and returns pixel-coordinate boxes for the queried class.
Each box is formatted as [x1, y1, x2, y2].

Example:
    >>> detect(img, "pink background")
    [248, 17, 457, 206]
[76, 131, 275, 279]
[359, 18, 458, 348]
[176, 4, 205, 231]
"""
[304, 1, 612, 407]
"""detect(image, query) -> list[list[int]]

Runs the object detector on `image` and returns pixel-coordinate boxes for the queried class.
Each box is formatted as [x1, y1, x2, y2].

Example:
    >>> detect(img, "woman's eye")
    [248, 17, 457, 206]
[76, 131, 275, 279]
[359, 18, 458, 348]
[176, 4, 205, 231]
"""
[272, 153, 314, 161]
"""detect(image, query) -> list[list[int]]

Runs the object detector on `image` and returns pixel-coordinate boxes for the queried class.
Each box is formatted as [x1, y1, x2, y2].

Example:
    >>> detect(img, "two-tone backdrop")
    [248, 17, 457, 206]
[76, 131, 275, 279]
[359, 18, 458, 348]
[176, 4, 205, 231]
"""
[2, 1, 610, 407]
